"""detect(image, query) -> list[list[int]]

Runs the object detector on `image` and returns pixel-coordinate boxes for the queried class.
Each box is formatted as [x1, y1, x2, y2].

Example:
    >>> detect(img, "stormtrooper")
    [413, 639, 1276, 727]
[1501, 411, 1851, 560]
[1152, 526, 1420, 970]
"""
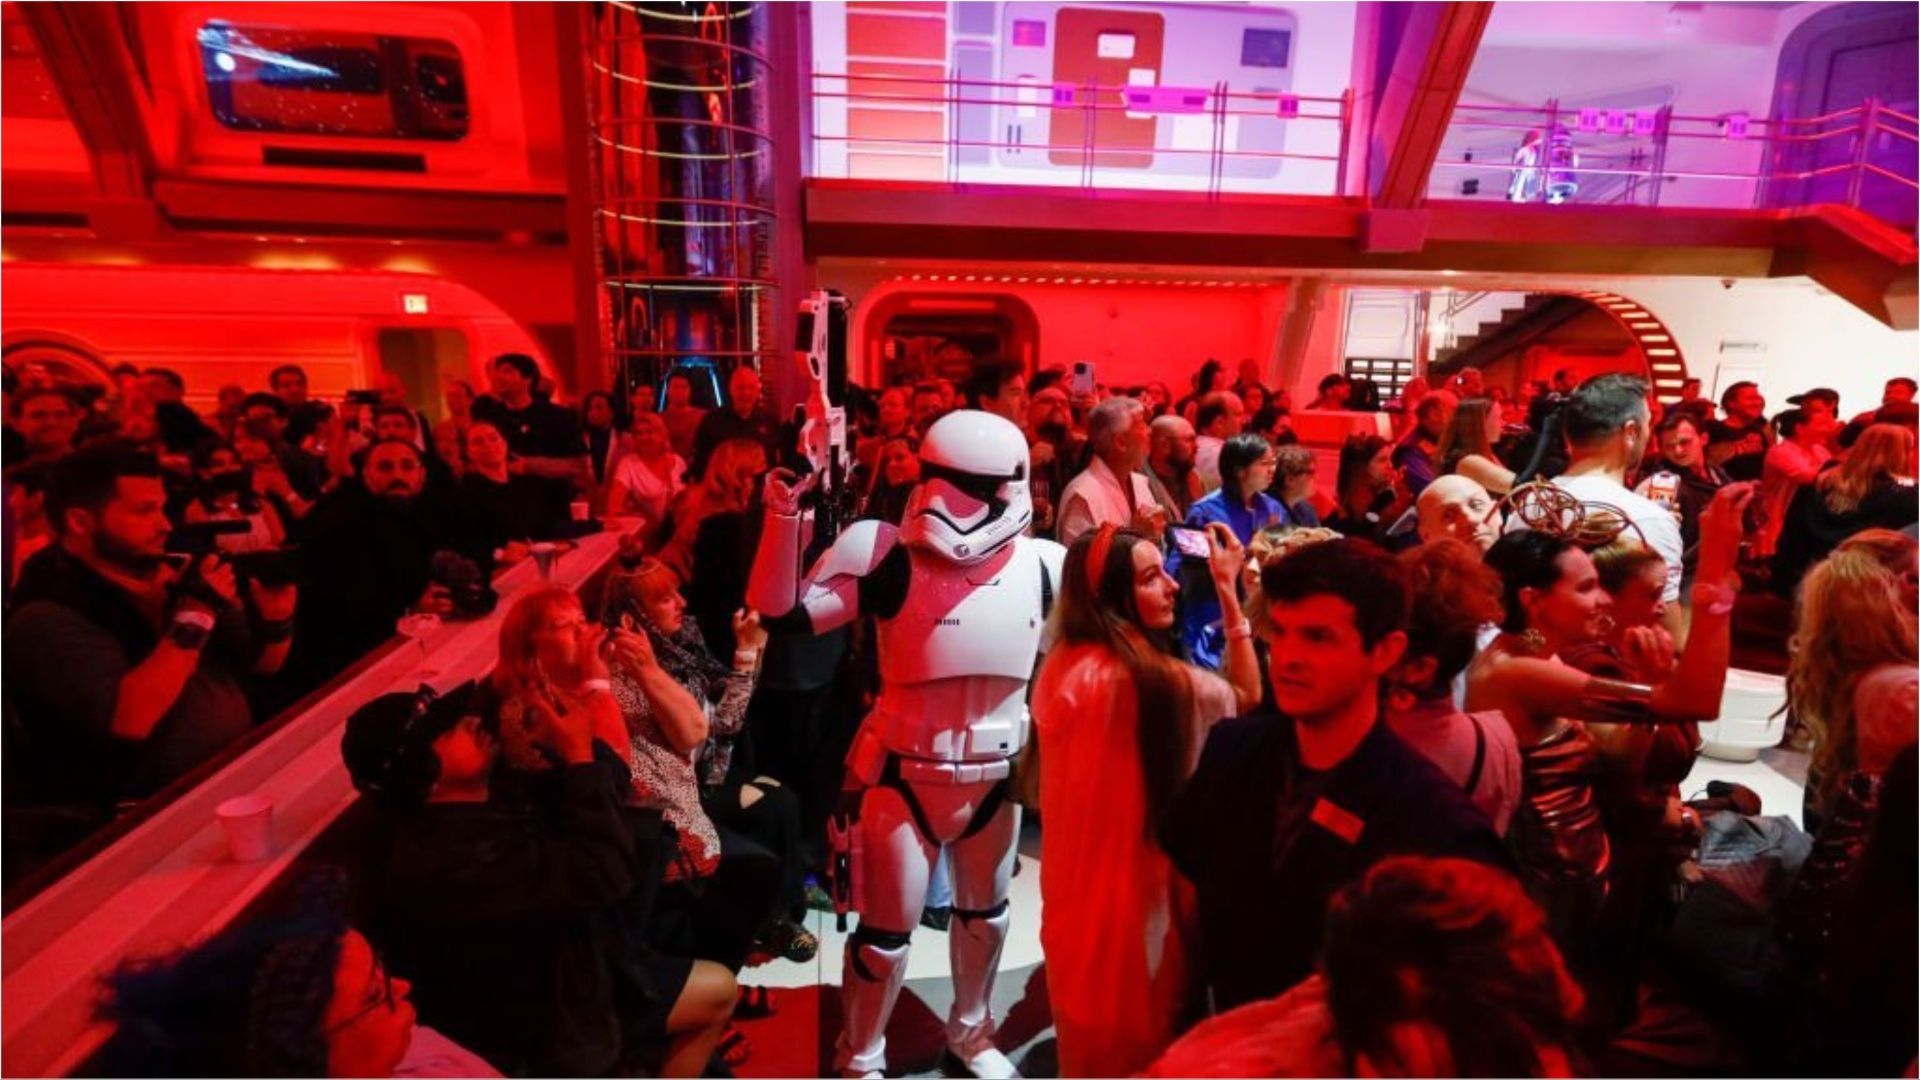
[748, 409, 1064, 1079]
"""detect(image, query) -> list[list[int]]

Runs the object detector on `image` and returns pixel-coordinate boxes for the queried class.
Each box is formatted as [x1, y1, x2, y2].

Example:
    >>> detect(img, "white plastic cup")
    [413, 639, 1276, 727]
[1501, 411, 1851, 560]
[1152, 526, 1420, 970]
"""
[530, 541, 558, 581]
[216, 795, 275, 862]
[569, 500, 591, 522]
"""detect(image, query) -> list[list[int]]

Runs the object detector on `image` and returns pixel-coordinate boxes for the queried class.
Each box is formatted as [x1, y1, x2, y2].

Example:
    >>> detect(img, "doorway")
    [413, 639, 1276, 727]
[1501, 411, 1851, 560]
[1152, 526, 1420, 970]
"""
[862, 292, 1040, 386]
[376, 327, 468, 422]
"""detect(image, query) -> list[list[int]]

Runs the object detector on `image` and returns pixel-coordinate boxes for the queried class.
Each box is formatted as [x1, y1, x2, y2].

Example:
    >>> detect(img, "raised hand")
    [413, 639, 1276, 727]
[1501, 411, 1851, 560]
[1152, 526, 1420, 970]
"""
[732, 608, 769, 653]
[1204, 522, 1247, 599]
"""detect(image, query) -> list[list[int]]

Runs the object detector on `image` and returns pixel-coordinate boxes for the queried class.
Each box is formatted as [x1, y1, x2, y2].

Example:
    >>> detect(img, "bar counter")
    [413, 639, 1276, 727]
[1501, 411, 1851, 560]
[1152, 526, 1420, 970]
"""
[2, 530, 627, 1077]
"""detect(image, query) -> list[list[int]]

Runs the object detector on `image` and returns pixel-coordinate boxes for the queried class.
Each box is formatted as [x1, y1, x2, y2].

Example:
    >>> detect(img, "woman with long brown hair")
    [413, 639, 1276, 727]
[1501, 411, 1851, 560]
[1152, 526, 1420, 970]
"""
[1774, 422, 1918, 590]
[1437, 397, 1515, 495]
[1785, 543, 1918, 827]
[1030, 522, 1262, 1076]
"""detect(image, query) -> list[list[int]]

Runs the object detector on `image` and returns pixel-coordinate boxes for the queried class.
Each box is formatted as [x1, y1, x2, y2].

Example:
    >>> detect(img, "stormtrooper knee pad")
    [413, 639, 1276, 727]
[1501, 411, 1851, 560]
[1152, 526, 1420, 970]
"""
[950, 898, 1011, 940]
[846, 924, 913, 983]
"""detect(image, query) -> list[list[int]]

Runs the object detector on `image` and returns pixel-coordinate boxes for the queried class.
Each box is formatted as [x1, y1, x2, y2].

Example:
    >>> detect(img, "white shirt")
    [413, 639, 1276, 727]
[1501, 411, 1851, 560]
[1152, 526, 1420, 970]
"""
[1195, 435, 1225, 492]
[1506, 471, 1685, 602]
[1057, 455, 1155, 546]
[610, 451, 687, 527]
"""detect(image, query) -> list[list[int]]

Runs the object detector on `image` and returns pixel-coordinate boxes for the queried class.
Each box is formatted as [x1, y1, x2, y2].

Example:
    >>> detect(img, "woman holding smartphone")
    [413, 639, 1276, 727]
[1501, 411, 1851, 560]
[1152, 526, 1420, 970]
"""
[1032, 521, 1263, 1077]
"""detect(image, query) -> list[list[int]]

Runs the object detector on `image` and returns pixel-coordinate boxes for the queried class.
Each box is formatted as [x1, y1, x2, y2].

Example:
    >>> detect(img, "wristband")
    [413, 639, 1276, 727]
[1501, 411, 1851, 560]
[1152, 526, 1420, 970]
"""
[1224, 618, 1253, 642]
[733, 649, 761, 668]
[579, 678, 612, 695]
[167, 610, 216, 651]
[257, 617, 295, 643]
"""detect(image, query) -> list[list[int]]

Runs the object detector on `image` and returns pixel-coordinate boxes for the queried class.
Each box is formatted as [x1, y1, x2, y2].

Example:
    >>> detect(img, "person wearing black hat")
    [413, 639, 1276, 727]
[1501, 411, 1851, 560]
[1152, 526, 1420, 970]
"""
[1788, 388, 1844, 454]
[345, 682, 736, 1078]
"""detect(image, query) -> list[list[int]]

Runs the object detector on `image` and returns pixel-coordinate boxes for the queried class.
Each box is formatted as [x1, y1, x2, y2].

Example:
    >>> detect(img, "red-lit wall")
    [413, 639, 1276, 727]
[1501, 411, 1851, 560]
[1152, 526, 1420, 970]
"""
[1, 232, 568, 399]
[846, 277, 1293, 389]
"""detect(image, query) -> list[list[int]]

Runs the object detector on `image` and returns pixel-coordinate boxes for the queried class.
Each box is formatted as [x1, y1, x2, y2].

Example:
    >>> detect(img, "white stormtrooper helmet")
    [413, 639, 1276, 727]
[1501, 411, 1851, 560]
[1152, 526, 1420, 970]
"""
[900, 410, 1033, 564]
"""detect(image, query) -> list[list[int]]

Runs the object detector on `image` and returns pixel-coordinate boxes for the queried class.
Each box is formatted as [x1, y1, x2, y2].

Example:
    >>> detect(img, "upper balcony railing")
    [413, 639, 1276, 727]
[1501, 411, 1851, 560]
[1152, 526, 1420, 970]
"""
[808, 69, 1918, 232]
[1434, 98, 1918, 229]
[809, 69, 1351, 197]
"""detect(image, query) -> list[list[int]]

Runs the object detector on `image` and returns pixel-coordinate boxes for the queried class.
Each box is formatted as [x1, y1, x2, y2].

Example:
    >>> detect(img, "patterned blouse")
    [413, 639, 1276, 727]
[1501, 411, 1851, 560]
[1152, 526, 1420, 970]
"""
[611, 661, 756, 878]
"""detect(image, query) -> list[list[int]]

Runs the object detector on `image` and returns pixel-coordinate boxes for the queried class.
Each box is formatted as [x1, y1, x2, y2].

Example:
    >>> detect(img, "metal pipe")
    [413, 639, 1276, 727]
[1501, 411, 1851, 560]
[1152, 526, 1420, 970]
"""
[1847, 97, 1879, 207]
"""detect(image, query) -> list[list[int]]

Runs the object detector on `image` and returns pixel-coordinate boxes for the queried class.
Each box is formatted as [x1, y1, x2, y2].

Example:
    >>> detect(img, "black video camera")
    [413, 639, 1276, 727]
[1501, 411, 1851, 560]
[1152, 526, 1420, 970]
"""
[429, 551, 497, 619]
[166, 523, 301, 606]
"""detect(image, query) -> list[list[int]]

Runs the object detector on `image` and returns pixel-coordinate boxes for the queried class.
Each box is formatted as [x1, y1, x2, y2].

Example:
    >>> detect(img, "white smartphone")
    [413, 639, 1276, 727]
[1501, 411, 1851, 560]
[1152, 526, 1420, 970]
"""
[1070, 360, 1096, 396]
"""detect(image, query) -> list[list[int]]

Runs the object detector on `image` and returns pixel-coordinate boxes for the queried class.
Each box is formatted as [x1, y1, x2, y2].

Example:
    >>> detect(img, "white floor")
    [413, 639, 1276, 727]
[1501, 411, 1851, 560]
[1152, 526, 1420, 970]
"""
[749, 852, 1048, 990]
[747, 743, 1806, 1000]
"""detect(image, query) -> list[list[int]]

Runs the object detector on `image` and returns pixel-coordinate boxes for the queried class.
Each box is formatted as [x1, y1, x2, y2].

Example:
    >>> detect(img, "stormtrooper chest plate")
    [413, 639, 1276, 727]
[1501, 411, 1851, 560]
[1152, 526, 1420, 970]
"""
[876, 541, 1046, 685]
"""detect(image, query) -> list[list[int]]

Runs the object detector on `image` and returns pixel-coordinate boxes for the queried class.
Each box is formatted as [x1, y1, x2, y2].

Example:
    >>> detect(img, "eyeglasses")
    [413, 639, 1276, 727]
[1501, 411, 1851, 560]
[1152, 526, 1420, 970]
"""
[324, 960, 397, 1035]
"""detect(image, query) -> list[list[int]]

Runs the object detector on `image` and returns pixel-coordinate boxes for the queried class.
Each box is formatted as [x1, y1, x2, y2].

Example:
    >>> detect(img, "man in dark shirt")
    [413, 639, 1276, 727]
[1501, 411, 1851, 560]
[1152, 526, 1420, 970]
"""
[294, 440, 473, 688]
[1391, 389, 1457, 499]
[453, 419, 563, 559]
[9, 387, 81, 465]
[5, 445, 296, 810]
[1163, 538, 1507, 1013]
[689, 364, 782, 481]
[470, 352, 586, 530]
[1706, 380, 1774, 482]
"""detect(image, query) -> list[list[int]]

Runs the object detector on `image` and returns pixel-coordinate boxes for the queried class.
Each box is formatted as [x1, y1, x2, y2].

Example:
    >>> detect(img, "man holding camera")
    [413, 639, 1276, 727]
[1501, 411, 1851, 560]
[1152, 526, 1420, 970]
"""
[5, 445, 297, 808]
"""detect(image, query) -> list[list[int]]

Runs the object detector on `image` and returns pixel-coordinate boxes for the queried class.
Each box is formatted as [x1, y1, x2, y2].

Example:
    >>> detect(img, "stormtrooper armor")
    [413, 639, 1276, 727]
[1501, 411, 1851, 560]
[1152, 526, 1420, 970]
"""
[748, 410, 1064, 1079]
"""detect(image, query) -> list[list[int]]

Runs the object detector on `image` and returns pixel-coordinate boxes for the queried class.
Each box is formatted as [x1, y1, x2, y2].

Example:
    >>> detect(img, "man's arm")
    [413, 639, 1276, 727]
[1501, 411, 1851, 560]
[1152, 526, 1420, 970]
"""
[515, 405, 589, 481]
[8, 603, 200, 743]
[513, 454, 587, 481]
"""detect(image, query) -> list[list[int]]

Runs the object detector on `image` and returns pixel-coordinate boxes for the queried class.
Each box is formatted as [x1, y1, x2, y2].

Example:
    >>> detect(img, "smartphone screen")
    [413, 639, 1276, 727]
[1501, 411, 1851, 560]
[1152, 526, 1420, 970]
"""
[1070, 362, 1096, 396]
[1168, 525, 1211, 559]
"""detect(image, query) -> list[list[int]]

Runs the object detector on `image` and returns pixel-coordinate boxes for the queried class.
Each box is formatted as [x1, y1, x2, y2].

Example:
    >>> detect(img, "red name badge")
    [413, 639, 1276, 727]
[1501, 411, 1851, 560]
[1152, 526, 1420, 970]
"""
[1309, 797, 1366, 844]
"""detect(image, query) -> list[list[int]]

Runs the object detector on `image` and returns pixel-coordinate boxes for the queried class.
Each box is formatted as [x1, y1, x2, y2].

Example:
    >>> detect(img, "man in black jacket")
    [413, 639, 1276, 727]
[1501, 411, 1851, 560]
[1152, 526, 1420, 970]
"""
[345, 681, 734, 1077]
[5, 446, 297, 813]
[293, 439, 479, 689]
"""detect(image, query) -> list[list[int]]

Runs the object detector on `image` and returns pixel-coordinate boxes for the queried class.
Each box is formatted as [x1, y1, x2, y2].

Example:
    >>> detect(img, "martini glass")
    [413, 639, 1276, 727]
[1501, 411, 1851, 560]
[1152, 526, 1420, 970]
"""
[396, 612, 444, 684]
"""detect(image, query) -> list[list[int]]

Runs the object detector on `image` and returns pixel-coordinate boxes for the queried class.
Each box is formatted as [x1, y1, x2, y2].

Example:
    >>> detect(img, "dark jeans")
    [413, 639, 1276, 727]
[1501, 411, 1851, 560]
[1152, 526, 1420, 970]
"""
[705, 780, 806, 923]
[744, 676, 862, 875]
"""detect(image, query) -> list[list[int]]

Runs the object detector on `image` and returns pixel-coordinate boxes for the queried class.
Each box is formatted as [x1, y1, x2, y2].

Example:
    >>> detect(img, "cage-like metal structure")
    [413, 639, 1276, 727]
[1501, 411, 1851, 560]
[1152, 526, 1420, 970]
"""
[586, 1, 776, 408]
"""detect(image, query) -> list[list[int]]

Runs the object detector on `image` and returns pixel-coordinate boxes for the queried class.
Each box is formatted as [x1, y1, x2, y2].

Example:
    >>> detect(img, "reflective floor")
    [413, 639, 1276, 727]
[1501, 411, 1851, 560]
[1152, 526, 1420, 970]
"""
[734, 748, 1809, 1077]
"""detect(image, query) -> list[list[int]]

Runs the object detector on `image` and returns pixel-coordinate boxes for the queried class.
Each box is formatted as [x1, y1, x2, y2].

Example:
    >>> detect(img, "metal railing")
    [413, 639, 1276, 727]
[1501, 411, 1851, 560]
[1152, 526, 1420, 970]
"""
[810, 69, 1350, 197]
[809, 69, 1918, 230]
[1434, 96, 1918, 224]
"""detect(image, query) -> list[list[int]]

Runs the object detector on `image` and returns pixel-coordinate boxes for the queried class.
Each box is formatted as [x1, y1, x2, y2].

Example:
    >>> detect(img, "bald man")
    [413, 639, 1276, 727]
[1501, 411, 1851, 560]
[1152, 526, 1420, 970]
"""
[1147, 414, 1203, 520]
[1417, 474, 1500, 552]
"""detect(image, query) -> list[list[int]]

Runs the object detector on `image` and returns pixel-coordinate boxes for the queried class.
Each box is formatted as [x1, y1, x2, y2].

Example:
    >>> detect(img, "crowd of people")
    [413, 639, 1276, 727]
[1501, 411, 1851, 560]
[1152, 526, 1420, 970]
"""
[2, 350, 1914, 1077]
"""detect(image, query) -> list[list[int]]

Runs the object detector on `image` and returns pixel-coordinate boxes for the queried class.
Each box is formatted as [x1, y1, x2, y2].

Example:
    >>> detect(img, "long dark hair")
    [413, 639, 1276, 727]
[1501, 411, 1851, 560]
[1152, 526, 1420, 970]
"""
[1484, 529, 1575, 633]
[1055, 528, 1193, 836]
[1336, 433, 1389, 507]
[1438, 397, 1496, 474]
